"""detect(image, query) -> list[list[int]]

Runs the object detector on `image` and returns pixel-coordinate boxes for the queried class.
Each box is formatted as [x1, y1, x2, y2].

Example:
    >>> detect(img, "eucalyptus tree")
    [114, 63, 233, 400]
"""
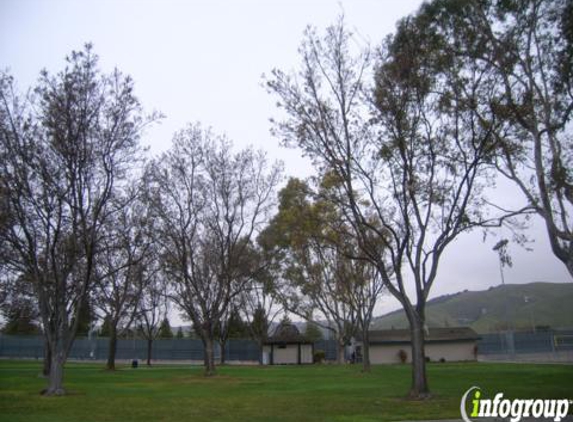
[145, 124, 281, 376]
[0, 45, 155, 395]
[259, 178, 360, 364]
[266, 18, 515, 397]
[417, 0, 573, 277]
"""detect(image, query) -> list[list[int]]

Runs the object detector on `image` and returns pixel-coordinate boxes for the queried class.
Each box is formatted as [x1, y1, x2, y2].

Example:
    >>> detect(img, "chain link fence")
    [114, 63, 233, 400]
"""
[3, 330, 570, 363]
[0, 335, 339, 363]
[478, 329, 573, 362]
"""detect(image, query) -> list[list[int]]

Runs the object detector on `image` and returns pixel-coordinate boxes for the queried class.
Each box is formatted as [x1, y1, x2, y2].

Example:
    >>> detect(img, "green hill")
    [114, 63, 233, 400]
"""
[371, 282, 573, 333]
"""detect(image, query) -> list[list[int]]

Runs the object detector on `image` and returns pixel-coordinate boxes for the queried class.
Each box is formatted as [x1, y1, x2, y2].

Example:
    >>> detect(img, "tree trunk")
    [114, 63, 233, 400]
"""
[43, 348, 66, 396]
[361, 328, 371, 373]
[219, 340, 226, 365]
[337, 341, 346, 364]
[42, 337, 51, 378]
[106, 326, 117, 370]
[146, 338, 153, 366]
[203, 336, 216, 376]
[405, 306, 430, 399]
[258, 340, 264, 365]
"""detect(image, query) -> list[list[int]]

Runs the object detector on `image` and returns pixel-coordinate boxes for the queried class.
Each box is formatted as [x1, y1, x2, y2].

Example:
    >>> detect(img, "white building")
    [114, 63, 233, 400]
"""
[262, 322, 314, 365]
[356, 327, 480, 364]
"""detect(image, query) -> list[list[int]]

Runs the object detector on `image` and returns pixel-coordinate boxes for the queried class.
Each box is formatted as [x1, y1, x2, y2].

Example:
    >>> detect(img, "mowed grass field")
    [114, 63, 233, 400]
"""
[0, 360, 571, 422]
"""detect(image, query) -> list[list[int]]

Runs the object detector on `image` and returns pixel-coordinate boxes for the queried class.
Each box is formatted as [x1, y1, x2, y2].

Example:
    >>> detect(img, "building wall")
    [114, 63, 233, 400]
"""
[300, 344, 313, 364]
[368, 341, 477, 364]
[274, 345, 298, 364]
[262, 345, 271, 365]
[261, 344, 314, 364]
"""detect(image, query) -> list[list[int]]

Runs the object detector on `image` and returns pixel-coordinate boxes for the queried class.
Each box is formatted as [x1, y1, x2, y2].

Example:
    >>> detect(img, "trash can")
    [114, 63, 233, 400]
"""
[131, 359, 138, 368]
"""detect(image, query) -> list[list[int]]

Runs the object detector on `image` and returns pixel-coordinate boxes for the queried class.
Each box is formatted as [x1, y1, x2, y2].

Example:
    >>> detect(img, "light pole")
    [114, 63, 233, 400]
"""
[492, 239, 514, 357]
[524, 295, 536, 333]
[88, 323, 97, 360]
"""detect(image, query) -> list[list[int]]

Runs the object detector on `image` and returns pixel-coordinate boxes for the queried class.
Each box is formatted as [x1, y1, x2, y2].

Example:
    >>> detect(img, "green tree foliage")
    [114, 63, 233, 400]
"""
[1, 298, 40, 335]
[249, 306, 270, 342]
[75, 298, 94, 337]
[176, 327, 184, 339]
[279, 313, 292, 327]
[158, 317, 173, 339]
[99, 316, 112, 337]
[226, 309, 249, 339]
[304, 320, 323, 342]
[259, 177, 359, 363]
[417, 0, 573, 277]
[260, 176, 383, 371]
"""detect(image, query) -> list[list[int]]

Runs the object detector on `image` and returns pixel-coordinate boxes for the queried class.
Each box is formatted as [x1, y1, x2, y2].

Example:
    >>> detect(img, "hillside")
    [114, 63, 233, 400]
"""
[371, 282, 573, 333]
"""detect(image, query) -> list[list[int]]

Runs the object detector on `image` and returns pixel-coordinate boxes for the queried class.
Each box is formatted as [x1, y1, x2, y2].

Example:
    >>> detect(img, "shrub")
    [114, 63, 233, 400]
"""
[314, 350, 326, 364]
[397, 349, 407, 364]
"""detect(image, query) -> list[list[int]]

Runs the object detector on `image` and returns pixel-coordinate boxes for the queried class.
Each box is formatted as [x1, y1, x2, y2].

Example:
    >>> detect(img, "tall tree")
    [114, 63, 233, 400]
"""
[145, 124, 281, 375]
[418, 0, 573, 277]
[266, 18, 514, 397]
[0, 45, 155, 395]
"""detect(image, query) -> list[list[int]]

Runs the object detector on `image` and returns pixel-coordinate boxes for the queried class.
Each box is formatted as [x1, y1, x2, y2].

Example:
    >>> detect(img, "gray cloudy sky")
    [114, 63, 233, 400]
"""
[1, 0, 569, 319]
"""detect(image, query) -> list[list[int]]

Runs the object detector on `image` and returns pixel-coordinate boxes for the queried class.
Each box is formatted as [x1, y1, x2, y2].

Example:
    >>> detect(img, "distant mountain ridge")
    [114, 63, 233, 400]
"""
[371, 282, 573, 334]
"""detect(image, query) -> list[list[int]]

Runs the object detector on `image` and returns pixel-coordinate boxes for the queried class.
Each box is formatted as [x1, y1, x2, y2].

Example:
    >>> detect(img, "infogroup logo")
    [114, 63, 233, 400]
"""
[461, 386, 571, 422]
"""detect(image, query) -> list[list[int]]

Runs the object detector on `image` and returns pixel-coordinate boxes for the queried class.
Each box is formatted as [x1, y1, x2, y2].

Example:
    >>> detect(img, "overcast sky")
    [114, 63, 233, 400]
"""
[1, 0, 570, 322]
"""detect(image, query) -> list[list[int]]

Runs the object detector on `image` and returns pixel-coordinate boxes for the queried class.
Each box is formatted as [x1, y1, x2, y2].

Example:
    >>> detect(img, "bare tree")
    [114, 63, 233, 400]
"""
[266, 18, 516, 397]
[93, 194, 152, 370]
[0, 45, 155, 395]
[145, 124, 281, 375]
[136, 263, 168, 366]
[239, 250, 282, 364]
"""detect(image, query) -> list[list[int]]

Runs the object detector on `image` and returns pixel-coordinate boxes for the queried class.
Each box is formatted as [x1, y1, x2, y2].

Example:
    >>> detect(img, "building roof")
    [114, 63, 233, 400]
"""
[360, 327, 480, 345]
[264, 322, 312, 345]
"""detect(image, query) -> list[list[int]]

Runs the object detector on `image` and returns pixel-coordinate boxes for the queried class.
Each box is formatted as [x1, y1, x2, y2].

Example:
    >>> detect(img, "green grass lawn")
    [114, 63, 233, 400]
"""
[0, 360, 571, 422]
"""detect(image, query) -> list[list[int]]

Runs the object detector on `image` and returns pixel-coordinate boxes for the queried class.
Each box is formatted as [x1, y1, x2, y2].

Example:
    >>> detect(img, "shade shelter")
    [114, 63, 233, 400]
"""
[263, 322, 314, 365]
